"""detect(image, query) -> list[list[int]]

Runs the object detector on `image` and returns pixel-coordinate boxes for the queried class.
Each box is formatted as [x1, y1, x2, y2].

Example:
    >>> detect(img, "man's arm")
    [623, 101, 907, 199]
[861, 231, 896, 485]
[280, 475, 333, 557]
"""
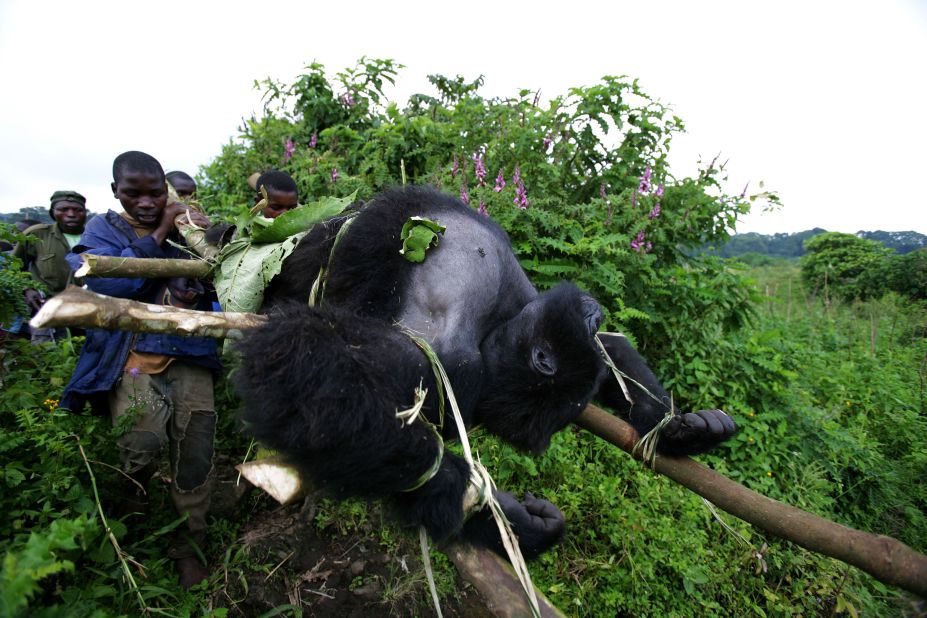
[12, 229, 45, 312]
[71, 205, 210, 301]
[68, 217, 169, 300]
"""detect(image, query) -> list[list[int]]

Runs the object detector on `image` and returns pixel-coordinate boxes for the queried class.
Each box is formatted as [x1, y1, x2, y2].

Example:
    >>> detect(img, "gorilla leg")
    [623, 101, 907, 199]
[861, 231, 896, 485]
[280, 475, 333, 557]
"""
[236, 303, 448, 497]
[594, 332, 736, 456]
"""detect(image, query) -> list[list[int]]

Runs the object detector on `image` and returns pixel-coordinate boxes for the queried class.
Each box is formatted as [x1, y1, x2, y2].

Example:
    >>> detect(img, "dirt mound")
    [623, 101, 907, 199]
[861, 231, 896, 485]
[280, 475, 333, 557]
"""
[208, 460, 493, 617]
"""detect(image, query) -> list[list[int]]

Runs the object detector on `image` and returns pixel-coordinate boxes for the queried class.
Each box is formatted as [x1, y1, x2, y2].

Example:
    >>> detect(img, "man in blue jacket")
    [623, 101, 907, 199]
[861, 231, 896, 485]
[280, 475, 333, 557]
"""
[62, 151, 220, 588]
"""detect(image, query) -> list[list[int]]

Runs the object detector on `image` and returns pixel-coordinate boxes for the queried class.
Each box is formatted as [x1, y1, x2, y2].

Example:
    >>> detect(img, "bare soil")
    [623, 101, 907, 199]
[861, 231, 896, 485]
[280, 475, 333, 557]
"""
[205, 456, 495, 617]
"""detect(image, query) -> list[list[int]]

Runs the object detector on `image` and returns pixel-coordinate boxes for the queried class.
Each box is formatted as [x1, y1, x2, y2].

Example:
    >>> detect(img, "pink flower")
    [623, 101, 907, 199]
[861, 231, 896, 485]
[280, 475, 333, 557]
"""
[283, 138, 295, 163]
[451, 156, 460, 179]
[514, 181, 529, 210]
[512, 165, 521, 187]
[478, 201, 488, 216]
[648, 204, 661, 220]
[460, 183, 470, 205]
[309, 131, 318, 149]
[630, 231, 652, 253]
[493, 169, 506, 192]
[655, 184, 664, 198]
[543, 134, 553, 151]
[129, 367, 140, 377]
[472, 153, 487, 186]
[331, 167, 339, 183]
[639, 166, 652, 193]
[339, 91, 355, 107]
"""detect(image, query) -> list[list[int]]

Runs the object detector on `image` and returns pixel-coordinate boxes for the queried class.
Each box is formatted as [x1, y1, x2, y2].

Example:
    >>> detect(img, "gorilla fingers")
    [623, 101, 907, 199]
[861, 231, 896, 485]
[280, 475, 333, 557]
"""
[659, 409, 737, 456]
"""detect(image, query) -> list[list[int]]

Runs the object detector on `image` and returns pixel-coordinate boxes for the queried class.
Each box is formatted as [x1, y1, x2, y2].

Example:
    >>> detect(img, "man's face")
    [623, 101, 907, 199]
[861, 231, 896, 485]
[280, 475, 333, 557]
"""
[52, 201, 87, 234]
[171, 177, 197, 199]
[260, 187, 298, 219]
[112, 170, 168, 227]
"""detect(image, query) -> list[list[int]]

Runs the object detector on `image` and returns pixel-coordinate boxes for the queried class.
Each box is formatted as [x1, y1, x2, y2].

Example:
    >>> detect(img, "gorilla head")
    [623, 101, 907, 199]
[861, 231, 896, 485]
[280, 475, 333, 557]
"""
[476, 282, 606, 453]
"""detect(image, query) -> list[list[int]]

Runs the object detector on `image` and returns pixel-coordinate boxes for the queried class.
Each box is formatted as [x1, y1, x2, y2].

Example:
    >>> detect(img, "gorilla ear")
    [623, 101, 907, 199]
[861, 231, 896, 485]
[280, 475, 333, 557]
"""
[581, 295, 603, 336]
[531, 344, 557, 376]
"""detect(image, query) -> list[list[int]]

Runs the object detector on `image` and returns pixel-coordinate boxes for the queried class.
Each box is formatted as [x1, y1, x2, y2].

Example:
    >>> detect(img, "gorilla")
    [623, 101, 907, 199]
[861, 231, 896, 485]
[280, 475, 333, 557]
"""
[235, 185, 736, 559]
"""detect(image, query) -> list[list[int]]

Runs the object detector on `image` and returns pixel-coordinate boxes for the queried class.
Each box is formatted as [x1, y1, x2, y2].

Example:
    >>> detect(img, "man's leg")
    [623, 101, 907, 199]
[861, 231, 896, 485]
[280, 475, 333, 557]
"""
[164, 363, 216, 588]
[108, 372, 171, 521]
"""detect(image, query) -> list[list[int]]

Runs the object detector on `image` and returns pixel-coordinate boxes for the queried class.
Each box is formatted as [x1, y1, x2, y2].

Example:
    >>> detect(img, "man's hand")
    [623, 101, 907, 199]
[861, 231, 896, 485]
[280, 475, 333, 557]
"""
[152, 203, 211, 244]
[172, 204, 210, 229]
[23, 288, 44, 313]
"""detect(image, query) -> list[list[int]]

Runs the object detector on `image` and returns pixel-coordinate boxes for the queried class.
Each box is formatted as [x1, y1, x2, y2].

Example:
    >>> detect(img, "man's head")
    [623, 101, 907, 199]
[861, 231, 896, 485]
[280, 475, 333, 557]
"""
[166, 171, 197, 199]
[49, 190, 88, 234]
[111, 151, 167, 227]
[256, 171, 298, 219]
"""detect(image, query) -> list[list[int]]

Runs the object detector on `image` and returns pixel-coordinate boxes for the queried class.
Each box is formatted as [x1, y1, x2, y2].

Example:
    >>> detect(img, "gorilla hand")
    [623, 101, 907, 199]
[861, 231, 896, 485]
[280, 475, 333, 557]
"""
[659, 409, 737, 456]
[495, 490, 565, 559]
[461, 490, 566, 560]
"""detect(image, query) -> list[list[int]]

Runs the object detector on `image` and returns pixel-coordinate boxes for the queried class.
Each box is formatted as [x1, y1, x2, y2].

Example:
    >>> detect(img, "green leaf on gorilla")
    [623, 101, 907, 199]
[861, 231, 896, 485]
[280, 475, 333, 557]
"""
[399, 217, 446, 263]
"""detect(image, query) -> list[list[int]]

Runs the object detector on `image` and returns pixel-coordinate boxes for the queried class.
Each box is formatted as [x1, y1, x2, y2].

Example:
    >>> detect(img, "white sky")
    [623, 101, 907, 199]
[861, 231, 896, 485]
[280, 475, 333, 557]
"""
[1, 0, 924, 235]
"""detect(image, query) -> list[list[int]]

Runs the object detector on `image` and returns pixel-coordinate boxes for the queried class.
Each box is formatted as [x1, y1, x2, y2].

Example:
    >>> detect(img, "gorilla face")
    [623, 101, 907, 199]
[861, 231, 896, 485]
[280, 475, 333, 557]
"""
[476, 283, 607, 453]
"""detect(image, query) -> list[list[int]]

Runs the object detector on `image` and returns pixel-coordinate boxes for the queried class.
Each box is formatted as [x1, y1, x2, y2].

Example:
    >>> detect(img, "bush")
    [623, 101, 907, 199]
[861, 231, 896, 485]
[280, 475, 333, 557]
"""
[801, 232, 891, 301]
[881, 247, 927, 300]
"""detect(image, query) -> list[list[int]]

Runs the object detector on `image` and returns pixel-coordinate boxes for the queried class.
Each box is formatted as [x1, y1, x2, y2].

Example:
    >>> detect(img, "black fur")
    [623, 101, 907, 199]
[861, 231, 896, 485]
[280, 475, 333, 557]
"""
[237, 185, 736, 559]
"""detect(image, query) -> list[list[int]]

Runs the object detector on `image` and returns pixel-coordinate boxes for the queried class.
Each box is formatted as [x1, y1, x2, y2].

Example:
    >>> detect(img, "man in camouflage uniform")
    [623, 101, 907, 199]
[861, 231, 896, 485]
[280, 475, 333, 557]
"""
[14, 190, 87, 342]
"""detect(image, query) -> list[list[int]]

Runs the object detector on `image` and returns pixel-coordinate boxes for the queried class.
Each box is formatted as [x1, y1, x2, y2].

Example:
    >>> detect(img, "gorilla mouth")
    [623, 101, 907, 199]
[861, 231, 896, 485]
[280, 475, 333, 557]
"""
[479, 395, 588, 454]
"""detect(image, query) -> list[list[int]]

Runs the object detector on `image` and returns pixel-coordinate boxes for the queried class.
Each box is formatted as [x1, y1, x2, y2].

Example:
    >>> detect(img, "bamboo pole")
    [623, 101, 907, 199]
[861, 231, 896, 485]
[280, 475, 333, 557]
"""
[33, 289, 927, 598]
[29, 286, 266, 339]
[574, 404, 927, 598]
[74, 254, 212, 280]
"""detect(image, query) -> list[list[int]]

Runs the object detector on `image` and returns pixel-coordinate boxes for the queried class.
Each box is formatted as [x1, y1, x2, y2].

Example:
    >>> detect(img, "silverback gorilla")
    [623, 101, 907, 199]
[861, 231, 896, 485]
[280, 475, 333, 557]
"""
[235, 186, 736, 559]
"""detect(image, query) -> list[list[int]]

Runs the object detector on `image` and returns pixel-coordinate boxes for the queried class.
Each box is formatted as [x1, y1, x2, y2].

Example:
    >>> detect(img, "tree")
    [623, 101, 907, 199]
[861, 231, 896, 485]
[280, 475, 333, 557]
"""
[881, 248, 927, 300]
[801, 232, 890, 300]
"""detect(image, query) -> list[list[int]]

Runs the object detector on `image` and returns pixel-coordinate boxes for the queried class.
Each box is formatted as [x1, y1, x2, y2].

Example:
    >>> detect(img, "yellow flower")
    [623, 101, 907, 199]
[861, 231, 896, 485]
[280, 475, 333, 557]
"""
[766, 471, 773, 477]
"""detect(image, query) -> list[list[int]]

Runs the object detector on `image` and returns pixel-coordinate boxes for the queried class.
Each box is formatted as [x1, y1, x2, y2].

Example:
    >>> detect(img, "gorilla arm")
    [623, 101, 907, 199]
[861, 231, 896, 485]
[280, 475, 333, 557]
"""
[594, 332, 736, 456]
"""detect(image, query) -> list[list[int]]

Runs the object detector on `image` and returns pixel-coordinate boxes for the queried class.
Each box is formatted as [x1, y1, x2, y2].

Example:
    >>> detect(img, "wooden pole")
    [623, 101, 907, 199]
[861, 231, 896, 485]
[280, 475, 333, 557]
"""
[574, 404, 927, 598]
[445, 543, 565, 618]
[29, 286, 266, 339]
[74, 254, 212, 280]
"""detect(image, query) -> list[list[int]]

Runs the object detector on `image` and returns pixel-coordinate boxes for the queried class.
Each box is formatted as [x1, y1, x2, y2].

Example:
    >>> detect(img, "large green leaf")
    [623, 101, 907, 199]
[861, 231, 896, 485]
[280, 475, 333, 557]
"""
[250, 193, 355, 243]
[215, 231, 309, 313]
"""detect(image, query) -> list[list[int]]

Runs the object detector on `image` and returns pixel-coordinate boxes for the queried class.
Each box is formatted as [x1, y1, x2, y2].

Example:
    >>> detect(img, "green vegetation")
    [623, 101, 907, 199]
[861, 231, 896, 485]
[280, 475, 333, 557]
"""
[801, 232, 927, 302]
[709, 229, 926, 259]
[801, 232, 893, 301]
[2, 59, 925, 616]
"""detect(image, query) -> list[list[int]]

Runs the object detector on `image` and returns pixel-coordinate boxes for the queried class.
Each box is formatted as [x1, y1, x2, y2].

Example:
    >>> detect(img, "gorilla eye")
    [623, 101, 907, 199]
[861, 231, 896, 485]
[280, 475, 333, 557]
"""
[531, 344, 557, 376]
